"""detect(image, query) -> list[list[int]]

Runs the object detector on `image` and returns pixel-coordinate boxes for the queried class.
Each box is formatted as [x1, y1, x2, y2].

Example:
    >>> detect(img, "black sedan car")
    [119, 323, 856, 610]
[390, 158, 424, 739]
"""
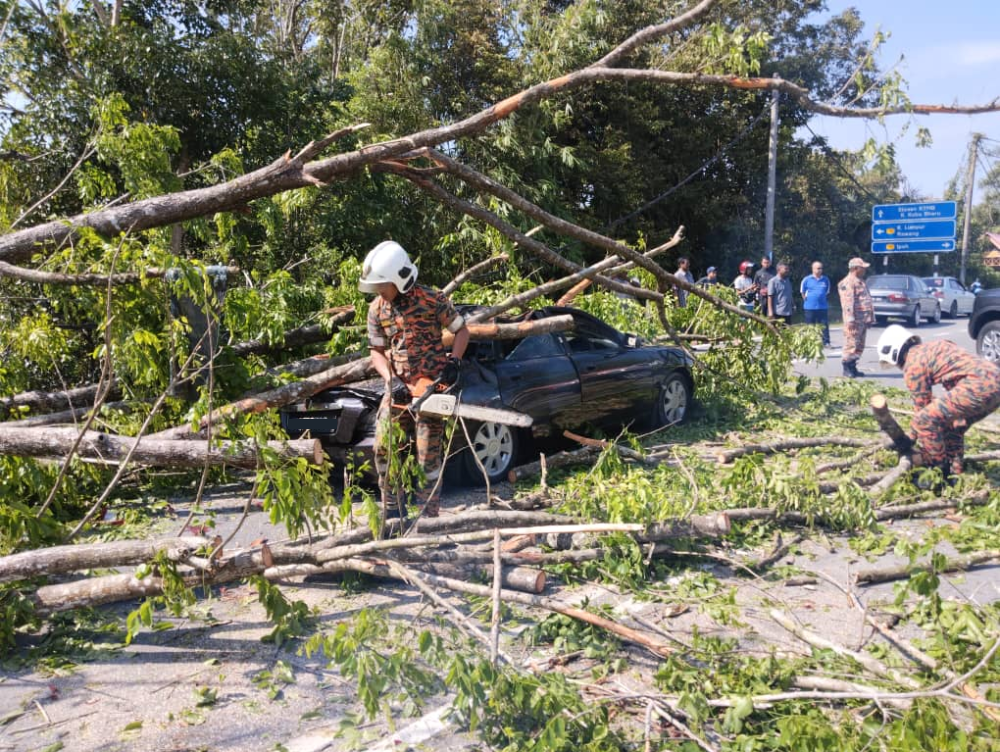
[281, 306, 694, 484]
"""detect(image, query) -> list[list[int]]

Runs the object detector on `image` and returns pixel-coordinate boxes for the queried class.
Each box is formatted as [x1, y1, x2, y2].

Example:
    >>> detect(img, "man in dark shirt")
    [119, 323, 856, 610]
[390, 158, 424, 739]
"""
[753, 256, 775, 315]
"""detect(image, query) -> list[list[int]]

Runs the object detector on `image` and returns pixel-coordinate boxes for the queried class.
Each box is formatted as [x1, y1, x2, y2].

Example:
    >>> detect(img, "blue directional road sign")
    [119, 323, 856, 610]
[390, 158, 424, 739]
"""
[872, 201, 957, 223]
[871, 219, 956, 242]
[871, 239, 957, 254]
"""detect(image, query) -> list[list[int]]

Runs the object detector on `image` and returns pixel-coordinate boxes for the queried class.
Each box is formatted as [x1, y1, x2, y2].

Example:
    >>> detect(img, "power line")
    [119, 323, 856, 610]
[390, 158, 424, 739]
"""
[602, 102, 771, 231]
[802, 123, 888, 204]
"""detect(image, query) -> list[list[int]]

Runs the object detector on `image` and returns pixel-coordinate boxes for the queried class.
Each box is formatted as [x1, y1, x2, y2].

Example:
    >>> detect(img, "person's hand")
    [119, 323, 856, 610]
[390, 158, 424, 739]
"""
[440, 357, 462, 386]
[893, 434, 915, 454]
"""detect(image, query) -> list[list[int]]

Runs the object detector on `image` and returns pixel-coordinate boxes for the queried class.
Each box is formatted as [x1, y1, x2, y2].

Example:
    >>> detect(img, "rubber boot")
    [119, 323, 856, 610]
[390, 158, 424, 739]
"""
[850, 361, 865, 378]
[842, 361, 857, 378]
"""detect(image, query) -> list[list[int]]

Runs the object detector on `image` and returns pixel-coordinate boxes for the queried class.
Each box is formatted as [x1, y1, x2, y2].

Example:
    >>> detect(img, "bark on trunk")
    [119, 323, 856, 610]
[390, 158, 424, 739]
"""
[0, 536, 210, 585]
[870, 394, 912, 449]
[716, 437, 876, 464]
[152, 356, 376, 439]
[442, 314, 574, 346]
[2, 399, 145, 428]
[0, 426, 324, 469]
[1, 382, 118, 417]
[854, 550, 1000, 585]
[508, 446, 602, 482]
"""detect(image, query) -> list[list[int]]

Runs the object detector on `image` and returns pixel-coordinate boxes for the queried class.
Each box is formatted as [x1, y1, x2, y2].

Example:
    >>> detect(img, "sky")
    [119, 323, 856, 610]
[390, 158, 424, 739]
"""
[803, 0, 1000, 202]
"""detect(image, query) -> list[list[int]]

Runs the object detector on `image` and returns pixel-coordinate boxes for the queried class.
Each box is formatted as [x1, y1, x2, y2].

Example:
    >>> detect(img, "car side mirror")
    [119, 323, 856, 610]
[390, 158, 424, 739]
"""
[626, 334, 641, 348]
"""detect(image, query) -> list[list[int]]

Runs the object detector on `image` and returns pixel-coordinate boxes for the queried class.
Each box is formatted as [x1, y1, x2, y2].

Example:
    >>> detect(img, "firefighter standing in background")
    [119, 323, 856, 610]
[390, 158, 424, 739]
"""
[837, 257, 874, 378]
[877, 325, 1000, 476]
[362, 241, 470, 517]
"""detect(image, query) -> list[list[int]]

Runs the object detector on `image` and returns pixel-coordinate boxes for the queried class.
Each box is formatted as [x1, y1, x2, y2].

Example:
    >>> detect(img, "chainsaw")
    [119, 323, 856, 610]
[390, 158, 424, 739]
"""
[404, 375, 533, 428]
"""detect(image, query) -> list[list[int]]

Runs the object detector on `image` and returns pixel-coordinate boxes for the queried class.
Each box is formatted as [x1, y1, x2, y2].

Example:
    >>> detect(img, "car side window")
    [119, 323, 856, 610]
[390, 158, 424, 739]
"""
[566, 314, 623, 351]
[506, 333, 564, 361]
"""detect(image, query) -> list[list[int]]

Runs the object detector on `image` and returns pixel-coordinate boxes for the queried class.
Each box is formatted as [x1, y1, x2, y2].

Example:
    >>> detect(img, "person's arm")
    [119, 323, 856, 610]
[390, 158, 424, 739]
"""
[450, 325, 470, 360]
[371, 346, 393, 384]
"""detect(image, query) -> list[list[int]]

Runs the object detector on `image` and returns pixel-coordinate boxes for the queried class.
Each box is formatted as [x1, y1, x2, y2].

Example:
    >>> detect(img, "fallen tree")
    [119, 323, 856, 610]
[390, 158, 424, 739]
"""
[0, 426, 324, 469]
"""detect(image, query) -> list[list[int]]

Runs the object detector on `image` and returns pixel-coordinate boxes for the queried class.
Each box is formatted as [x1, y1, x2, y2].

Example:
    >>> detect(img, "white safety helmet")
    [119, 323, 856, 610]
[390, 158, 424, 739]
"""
[358, 241, 418, 294]
[877, 324, 920, 367]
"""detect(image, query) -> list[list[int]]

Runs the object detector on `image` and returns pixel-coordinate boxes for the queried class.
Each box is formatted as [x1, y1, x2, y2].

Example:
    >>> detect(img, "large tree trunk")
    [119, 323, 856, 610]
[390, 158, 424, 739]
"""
[442, 314, 574, 346]
[152, 356, 376, 439]
[0, 426, 324, 469]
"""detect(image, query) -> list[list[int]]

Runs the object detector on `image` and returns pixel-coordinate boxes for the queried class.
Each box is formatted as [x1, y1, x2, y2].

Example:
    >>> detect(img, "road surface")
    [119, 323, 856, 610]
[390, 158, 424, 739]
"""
[793, 315, 976, 384]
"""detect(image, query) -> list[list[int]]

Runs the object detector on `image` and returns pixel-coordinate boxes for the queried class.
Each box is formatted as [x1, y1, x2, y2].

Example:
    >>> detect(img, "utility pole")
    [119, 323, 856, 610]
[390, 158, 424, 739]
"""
[763, 76, 781, 261]
[959, 133, 982, 285]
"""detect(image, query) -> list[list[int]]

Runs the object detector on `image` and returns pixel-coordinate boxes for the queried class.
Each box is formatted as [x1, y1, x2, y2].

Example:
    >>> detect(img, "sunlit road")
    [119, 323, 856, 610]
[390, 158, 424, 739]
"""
[792, 315, 977, 386]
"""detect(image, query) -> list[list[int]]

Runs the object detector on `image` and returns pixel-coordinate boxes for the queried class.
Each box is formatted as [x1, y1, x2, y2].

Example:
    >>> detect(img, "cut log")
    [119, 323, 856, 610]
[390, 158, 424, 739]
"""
[0, 536, 211, 585]
[508, 446, 601, 482]
[870, 394, 912, 450]
[151, 356, 376, 439]
[854, 550, 1000, 585]
[0, 426, 324, 469]
[412, 562, 546, 594]
[442, 314, 574, 346]
[716, 437, 875, 464]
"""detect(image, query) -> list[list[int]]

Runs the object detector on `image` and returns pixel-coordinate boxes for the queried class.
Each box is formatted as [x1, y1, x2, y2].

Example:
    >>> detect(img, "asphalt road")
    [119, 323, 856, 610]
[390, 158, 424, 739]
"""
[792, 314, 977, 384]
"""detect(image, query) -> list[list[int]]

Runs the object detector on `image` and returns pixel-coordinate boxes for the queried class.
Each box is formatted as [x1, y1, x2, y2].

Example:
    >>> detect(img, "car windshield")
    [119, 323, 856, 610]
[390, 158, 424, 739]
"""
[868, 276, 909, 290]
[922, 278, 944, 288]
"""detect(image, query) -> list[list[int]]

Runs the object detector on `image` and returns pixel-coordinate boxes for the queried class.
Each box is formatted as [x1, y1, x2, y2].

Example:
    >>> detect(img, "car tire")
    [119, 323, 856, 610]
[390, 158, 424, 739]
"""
[873, 316, 886, 327]
[931, 304, 942, 324]
[461, 420, 520, 485]
[909, 305, 922, 327]
[978, 321, 1000, 364]
[652, 372, 691, 427]
[948, 301, 958, 318]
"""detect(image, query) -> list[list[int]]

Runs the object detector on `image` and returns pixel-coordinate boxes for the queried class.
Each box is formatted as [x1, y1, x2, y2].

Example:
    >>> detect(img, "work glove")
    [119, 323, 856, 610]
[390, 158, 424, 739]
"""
[893, 434, 915, 454]
[389, 380, 411, 405]
[440, 357, 462, 387]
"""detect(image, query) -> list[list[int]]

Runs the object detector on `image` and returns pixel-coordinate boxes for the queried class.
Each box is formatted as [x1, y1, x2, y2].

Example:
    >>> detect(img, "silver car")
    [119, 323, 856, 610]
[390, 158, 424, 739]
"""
[922, 276, 976, 318]
[867, 274, 941, 327]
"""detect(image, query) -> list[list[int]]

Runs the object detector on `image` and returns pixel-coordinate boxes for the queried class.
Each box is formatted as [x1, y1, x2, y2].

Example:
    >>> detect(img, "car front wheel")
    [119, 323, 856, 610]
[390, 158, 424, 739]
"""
[978, 321, 1000, 364]
[653, 372, 691, 427]
[461, 420, 519, 485]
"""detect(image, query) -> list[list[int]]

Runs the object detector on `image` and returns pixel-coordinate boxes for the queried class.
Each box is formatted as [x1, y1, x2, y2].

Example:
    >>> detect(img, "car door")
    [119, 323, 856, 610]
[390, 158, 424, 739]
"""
[951, 279, 976, 315]
[561, 312, 656, 427]
[494, 333, 581, 434]
[913, 277, 935, 317]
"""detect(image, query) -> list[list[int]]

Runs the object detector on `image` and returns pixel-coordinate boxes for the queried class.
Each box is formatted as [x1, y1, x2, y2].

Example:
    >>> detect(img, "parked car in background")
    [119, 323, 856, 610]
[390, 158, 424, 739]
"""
[969, 287, 1000, 363]
[921, 276, 976, 318]
[867, 274, 941, 327]
[281, 307, 695, 485]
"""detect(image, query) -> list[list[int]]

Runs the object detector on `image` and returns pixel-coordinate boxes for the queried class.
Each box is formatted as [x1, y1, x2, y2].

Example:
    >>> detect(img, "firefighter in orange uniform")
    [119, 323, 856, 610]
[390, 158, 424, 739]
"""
[362, 241, 470, 516]
[877, 325, 1000, 476]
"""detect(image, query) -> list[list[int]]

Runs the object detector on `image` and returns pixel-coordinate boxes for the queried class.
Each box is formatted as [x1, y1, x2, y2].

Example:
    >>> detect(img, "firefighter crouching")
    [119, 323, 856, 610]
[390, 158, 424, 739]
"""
[877, 325, 1000, 477]
[361, 241, 470, 517]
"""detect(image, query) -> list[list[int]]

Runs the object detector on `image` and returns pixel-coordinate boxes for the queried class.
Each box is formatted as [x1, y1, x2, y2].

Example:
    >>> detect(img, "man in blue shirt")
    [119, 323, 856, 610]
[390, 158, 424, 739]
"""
[800, 260, 831, 346]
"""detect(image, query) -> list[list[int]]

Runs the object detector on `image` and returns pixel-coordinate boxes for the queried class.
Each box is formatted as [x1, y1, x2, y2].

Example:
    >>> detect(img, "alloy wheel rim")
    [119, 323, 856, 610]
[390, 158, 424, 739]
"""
[473, 422, 514, 475]
[983, 331, 1000, 362]
[662, 380, 688, 423]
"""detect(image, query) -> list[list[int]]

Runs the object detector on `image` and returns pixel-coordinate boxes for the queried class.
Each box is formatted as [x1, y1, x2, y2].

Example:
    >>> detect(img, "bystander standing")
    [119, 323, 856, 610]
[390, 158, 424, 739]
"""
[767, 262, 794, 324]
[696, 266, 719, 287]
[674, 257, 694, 307]
[800, 260, 831, 346]
[754, 256, 775, 315]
